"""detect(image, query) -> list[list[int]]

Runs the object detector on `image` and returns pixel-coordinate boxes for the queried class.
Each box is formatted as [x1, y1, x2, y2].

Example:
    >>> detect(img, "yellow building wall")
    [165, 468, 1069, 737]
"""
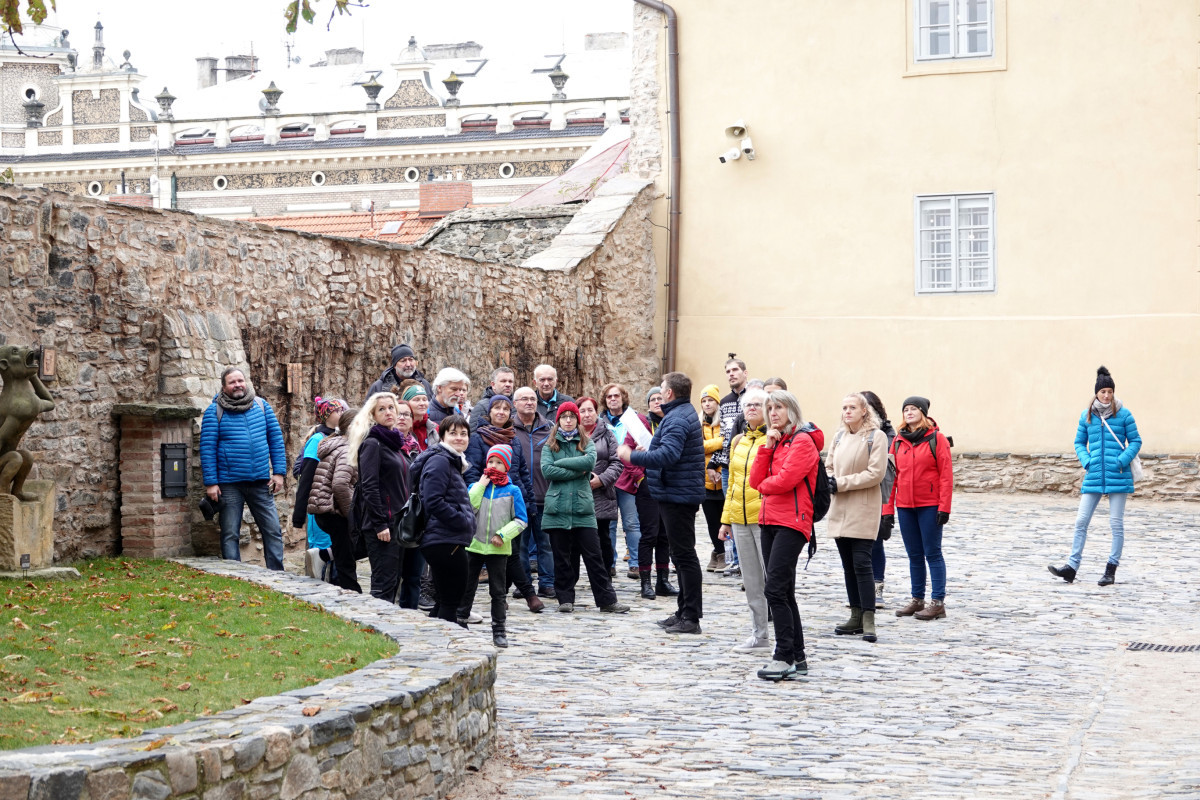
[656, 0, 1200, 452]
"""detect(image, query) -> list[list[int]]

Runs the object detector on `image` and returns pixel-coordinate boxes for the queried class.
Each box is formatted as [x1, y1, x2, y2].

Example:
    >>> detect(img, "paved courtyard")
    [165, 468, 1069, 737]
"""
[447, 495, 1200, 800]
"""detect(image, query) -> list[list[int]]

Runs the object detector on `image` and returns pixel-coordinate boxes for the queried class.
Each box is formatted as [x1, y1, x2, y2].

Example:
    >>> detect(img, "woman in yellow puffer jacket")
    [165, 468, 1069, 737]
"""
[718, 387, 771, 653]
[700, 384, 727, 573]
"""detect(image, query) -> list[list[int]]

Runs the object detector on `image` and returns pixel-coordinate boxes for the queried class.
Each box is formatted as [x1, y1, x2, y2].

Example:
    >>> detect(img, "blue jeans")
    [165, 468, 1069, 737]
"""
[524, 502, 555, 589]
[612, 489, 642, 569]
[897, 506, 944, 601]
[1068, 492, 1127, 569]
[871, 535, 886, 581]
[218, 480, 284, 571]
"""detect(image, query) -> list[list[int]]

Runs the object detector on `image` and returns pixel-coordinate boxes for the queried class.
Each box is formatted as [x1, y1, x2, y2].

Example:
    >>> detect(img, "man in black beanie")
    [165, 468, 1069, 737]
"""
[366, 342, 433, 401]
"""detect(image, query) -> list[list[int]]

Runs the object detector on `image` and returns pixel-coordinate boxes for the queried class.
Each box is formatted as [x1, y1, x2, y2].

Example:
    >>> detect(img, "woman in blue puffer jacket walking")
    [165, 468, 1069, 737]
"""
[1049, 367, 1141, 587]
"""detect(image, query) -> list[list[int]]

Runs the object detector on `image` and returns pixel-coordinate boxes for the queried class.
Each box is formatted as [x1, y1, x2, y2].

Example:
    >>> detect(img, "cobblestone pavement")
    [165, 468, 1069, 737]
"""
[443, 495, 1200, 800]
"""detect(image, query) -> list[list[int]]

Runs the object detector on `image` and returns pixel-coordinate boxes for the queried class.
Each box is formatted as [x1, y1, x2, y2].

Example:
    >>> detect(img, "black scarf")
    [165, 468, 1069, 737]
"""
[216, 386, 257, 413]
[900, 427, 932, 445]
[370, 425, 406, 452]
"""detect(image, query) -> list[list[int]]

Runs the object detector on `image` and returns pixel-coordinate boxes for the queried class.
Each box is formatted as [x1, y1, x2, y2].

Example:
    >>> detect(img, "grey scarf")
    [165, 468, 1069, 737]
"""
[1090, 398, 1114, 419]
[217, 386, 258, 413]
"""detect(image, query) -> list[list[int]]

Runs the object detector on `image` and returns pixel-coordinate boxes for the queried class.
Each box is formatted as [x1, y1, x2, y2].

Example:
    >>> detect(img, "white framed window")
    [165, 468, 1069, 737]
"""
[915, 193, 995, 293]
[916, 0, 992, 61]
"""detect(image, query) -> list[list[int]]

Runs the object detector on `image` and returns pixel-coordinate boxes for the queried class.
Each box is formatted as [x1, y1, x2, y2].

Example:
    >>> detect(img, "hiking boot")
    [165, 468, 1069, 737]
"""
[600, 602, 630, 614]
[525, 594, 545, 613]
[914, 599, 946, 620]
[731, 636, 770, 653]
[664, 619, 701, 634]
[627, 567, 640, 580]
[861, 610, 877, 643]
[655, 569, 679, 597]
[492, 625, 508, 648]
[1048, 564, 1077, 583]
[874, 580, 885, 607]
[756, 660, 797, 681]
[640, 574, 656, 600]
[656, 613, 679, 629]
[557, 603, 574, 613]
[610, 566, 617, 578]
[835, 607, 864, 635]
[537, 586, 557, 599]
[895, 597, 925, 617]
[1098, 562, 1117, 587]
[706, 553, 721, 572]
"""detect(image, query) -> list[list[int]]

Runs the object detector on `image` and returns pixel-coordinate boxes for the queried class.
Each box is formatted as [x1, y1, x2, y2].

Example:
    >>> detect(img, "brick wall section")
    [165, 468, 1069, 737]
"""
[115, 407, 199, 557]
[418, 181, 473, 216]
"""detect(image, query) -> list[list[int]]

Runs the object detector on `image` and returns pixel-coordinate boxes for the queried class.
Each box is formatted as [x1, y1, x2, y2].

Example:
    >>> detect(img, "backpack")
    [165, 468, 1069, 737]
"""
[393, 453, 430, 549]
[799, 430, 831, 524]
[832, 429, 897, 504]
[292, 425, 320, 479]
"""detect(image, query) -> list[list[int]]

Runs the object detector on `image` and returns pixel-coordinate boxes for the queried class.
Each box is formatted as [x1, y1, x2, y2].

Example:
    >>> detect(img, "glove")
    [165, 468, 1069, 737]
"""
[937, 511, 950, 526]
[803, 529, 818, 569]
[879, 514, 894, 541]
[827, 476, 838, 495]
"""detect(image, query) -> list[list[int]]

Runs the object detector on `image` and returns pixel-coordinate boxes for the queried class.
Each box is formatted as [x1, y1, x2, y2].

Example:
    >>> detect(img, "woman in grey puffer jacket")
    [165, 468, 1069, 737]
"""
[579, 397, 625, 575]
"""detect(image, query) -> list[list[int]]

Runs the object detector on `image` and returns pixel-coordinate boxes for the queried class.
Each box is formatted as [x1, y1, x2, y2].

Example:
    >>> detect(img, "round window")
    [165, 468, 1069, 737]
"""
[404, 166, 420, 183]
[311, 171, 326, 186]
[213, 175, 229, 191]
[498, 162, 515, 179]
[24, 87, 37, 100]
[86, 180, 103, 197]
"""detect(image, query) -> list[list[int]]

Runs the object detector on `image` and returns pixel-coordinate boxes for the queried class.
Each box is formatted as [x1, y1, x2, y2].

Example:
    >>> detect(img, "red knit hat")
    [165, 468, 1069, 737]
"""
[555, 401, 580, 422]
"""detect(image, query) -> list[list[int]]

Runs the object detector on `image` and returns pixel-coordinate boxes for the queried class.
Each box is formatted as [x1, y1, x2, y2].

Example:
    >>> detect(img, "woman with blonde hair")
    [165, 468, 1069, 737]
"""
[826, 393, 888, 642]
[347, 392, 411, 603]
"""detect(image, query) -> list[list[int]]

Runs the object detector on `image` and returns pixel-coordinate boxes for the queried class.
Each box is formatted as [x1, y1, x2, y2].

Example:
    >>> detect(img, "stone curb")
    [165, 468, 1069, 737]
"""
[0, 557, 496, 800]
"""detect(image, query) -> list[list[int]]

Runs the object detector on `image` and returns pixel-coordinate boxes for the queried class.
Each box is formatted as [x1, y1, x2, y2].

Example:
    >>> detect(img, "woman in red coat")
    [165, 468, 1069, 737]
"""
[749, 390, 821, 682]
[882, 396, 953, 621]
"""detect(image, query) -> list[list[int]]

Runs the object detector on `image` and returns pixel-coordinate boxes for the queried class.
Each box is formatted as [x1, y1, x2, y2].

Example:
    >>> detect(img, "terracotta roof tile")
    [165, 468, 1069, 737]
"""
[252, 210, 440, 243]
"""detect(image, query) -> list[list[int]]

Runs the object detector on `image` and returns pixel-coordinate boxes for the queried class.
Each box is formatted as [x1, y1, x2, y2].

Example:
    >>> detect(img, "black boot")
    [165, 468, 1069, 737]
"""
[1048, 564, 1076, 583]
[640, 572, 656, 599]
[1097, 562, 1117, 586]
[655, 568, 678, 597]
[492, 624, 508, 648]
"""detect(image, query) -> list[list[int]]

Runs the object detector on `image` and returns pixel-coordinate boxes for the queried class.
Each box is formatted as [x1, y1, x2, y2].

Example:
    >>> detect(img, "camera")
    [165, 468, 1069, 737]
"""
[718, 146, 742, 164]
[740, 136, 755, 161]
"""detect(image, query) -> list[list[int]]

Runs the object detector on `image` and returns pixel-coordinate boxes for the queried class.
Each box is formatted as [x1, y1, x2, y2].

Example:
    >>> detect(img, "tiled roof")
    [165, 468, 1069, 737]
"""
[251, 210, 439, 245]
[0, 125, 607, 165]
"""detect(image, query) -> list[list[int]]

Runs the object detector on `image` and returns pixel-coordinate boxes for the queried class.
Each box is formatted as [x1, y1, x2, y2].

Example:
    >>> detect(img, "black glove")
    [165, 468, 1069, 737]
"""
[827, 476, 838, 495]
[937, 511, 950, 526]
[879, 514, 894, 541]
[804, 530, 818, 569]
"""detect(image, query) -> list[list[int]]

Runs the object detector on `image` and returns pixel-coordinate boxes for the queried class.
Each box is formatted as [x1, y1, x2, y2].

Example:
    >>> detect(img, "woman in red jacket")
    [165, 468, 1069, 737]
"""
[749, 390, 821, 682]
[882, 396, 953, 621]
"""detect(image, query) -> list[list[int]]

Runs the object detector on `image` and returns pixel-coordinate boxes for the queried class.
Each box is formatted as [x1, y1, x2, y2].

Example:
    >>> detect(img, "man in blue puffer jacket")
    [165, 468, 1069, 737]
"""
[618, 372, 706, 635]
[200, 367, 288, 570]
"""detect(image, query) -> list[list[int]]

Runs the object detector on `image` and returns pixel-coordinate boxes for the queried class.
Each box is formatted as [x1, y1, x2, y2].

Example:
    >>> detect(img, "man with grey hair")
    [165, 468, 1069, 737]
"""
[533, 364, 573, 418]
[512, 385, 556, 597]
[469, 366, 516, 431]
[428, 367, 470, 424]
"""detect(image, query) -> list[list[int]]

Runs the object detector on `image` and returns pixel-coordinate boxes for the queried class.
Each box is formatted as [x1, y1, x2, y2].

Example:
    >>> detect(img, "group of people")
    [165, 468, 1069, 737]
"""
[198, 343, 1139, 680]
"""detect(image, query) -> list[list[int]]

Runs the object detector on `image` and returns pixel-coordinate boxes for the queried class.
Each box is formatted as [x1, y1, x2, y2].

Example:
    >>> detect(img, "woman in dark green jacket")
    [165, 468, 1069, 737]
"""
[541, 402, 629, 614]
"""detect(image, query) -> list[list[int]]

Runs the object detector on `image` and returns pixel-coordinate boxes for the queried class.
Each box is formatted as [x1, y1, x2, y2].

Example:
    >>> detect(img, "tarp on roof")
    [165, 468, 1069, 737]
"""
[509, 124, 630, 207]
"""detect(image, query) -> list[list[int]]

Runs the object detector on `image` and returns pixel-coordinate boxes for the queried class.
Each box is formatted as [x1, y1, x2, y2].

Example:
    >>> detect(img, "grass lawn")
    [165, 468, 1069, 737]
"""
[0, 559, 398, 750]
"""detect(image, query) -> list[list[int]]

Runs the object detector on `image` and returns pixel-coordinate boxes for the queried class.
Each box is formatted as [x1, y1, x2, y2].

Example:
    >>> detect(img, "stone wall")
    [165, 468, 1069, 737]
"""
[421, 206, 578, 266]
[0, 180, 660, 560]
[954, 453, 1200, 501]
[0, 558, 497, 800]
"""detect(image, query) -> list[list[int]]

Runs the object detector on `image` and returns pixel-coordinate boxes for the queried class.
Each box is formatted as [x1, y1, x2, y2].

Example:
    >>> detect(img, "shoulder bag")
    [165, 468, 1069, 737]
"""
[1099, 415, 1144, 482]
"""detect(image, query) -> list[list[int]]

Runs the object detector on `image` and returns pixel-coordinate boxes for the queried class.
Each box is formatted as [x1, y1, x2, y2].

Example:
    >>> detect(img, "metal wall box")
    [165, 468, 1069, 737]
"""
[160, 442, 188, 498]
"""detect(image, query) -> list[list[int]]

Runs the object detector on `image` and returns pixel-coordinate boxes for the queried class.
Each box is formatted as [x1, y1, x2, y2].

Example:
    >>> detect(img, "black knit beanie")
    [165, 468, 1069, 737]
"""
[391, 343, 416, 365]
[901, 396, 930, 417]
[1095, 366, 1115, 395]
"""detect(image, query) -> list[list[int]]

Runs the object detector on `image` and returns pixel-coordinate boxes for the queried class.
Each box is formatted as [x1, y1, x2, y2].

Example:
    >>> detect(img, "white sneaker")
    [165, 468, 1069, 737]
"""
[731, 636, 770, 653]
[303, 548, 320, 579]
[464, 612, 483, 625]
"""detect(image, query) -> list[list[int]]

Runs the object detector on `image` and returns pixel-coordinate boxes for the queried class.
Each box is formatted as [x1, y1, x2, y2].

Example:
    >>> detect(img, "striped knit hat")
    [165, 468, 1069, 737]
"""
[485, 444, 513, 471]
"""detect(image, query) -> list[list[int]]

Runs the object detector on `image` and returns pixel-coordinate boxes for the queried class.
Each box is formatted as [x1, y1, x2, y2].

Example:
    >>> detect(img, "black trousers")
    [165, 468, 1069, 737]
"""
[835, 537, 876, 612]
[397, 547, 425, 609]
[315, 512, 361, 593]
[364, 528, 400, 603]
[702, 494, 725, 558]
[547, 526, 617, 607]
[505, 530, 537, 600]
[659, 501, 703, 622]
[635, 483, 669, 571]
[458, 551, 508, 629]
[597, 517, 617, 574]
[421, 542, 469, 627]
[761, 524, 806, 664]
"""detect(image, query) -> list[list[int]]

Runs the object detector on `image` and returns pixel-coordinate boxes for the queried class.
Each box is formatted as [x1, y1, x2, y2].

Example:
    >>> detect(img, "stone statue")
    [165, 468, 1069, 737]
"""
[0, 346, 56, 500]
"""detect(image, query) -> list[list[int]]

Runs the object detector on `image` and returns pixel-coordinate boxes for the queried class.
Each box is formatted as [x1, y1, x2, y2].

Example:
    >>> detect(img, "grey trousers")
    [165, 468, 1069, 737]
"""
[732, 522, 769, 641]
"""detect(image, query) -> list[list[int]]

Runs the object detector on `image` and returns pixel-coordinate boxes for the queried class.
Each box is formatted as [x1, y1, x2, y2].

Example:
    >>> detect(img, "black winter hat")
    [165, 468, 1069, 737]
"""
[901, 396, 931, 417]
[390, 343, 416, 365]
[1095, 366, 1115, 395]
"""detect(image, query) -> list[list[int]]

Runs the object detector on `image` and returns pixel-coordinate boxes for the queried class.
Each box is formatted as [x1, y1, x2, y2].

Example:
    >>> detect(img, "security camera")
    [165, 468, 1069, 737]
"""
[740, 136, 755, 160]
[724, 119, 747, 138]
[718, 147, 741, 164]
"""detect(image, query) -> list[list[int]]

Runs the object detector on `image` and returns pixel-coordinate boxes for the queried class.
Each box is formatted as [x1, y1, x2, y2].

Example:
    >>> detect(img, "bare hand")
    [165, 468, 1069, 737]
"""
[377, 528, 391, 543]
[718, 524, 732, 541]
[206, 485, 221, 502]
[706, 469, 721, 485]
[765, 428, 782, 447]
[490, 534, 504, 546]
[589, 475, 602, 489]
[616, 444, 633, 463]
[269, 475, 284, 494]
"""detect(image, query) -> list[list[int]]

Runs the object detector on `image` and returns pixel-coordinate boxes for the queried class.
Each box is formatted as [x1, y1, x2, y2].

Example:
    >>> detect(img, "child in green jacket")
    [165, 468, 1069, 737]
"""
[458, 444, 527, 647]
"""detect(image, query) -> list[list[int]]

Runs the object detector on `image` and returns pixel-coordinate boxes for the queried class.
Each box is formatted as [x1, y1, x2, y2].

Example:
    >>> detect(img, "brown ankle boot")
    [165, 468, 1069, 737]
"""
[914, 599, 946, 620]
[895, 597, 925, 617]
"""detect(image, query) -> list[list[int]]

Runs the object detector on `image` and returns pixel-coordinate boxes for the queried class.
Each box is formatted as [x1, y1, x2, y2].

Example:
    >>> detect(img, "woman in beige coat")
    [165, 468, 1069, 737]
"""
[826, 393, 888, 642]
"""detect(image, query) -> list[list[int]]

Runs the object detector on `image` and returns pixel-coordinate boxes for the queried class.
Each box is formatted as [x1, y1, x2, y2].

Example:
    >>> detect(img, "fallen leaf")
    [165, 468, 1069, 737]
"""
[301, 706, 321, 717]
[160, 622, 177, 631]
[142, 737, 170, 751]
[176, 682, 191, 691]
[159, 703, 178, 713]
[9, 690, 53, 703]
[11, 618, 30, 631]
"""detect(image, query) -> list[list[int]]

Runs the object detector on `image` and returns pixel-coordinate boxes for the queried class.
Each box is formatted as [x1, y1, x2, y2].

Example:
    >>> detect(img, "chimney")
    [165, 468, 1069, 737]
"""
[92, 21, 105, 71]
[418, 181, 473, 218]
[196, 57, 218, 89]
[323, 47, 364, 66]
[224, 54, 258, 82]
[584, 32, 629, 51]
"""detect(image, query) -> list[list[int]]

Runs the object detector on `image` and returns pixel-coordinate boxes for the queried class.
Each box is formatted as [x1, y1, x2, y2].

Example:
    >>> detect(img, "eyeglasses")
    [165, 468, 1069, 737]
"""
[743, 403, 763, 410]
[395, 411, 413, 418]
[605, 394, 623, 399]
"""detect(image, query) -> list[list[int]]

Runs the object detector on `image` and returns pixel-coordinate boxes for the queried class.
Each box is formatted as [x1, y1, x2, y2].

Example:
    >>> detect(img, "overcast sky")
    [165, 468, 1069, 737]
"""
[34, 0, 632, 98]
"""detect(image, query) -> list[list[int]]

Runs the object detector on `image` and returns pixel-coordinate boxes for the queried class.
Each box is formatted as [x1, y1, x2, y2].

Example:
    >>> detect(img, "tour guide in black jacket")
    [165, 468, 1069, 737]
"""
[413, 431, 476, 626]
[619, 372, 706, 634]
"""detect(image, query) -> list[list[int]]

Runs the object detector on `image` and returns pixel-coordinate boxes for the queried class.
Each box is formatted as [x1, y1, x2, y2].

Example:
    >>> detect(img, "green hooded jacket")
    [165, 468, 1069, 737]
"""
[540, 432, 597, 530]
